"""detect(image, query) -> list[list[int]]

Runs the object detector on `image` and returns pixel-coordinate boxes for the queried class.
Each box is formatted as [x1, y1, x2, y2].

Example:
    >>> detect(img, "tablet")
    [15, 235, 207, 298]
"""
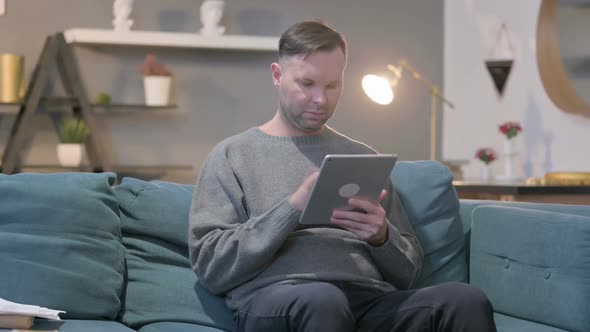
[299, 154, 397, 225]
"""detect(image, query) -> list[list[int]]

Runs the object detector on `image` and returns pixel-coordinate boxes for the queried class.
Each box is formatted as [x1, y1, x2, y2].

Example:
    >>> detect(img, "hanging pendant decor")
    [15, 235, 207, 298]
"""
[485, 23, 515, 98]
[485, 59, 513, 97]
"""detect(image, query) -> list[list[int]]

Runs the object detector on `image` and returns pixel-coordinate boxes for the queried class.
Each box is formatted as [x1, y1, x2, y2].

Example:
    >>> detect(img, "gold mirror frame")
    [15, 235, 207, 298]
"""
[537, 0, 590, 117]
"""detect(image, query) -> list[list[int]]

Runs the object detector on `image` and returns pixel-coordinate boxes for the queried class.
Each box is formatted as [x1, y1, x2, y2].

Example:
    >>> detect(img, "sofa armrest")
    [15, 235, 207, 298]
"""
[469, 205, 590, 332]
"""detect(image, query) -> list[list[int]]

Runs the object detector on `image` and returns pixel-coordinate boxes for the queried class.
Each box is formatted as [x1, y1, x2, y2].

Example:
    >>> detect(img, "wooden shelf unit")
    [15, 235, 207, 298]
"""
[2, 29, 279, 175]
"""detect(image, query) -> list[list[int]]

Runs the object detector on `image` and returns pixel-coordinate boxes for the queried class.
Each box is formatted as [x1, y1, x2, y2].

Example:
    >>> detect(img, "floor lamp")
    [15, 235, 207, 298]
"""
[362, 59, 454, 161]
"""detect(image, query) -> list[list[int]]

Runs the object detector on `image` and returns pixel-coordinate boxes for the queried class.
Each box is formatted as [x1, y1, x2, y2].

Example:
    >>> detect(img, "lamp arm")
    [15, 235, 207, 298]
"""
[386, 59, 455, 161]
[394, 59, 455, 109]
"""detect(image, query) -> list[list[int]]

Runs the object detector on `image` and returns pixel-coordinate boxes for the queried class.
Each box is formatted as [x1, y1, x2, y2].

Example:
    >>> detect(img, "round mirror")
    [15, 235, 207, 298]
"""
[537, 0, 590, 116]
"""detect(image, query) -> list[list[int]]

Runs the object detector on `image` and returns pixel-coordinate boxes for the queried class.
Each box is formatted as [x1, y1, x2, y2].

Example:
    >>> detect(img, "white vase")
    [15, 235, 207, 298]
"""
[57, 144, 84, 167]
[481, 164, 492, 182]
[505, 139, 514, 175]
[144, 76, 171, 106]
[500, 138, 520, 182]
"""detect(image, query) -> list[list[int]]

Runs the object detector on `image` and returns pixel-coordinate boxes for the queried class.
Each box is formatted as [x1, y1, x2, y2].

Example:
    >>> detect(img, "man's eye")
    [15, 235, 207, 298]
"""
[301, 81, 313, 87]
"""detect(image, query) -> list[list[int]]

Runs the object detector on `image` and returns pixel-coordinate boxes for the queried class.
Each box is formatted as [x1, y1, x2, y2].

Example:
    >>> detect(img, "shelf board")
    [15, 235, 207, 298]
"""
[64, 29, 279, 52]
[13, 164, 193, 171]
[0, 102, 20, 114]
[3, 164, 196, 183]
[92, 103, 178, 112]
[0, 98, 176, 114]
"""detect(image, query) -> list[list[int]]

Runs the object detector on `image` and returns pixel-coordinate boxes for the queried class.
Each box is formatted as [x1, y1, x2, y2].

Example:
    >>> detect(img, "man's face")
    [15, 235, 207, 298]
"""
[271, 48, 346, 135]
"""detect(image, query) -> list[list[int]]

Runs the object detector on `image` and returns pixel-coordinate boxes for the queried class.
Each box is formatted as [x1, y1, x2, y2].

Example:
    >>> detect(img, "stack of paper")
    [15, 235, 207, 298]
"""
[0, 297, 65, 320]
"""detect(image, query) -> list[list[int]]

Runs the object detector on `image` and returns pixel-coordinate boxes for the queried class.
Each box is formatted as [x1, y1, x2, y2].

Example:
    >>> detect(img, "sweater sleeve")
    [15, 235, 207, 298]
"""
[369, 181, 424, 289]
[188, 146, 301, 295]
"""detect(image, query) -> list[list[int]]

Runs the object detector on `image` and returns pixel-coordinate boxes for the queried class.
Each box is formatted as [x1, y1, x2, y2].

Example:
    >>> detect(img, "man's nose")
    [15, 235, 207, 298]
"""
[311, 89, 327, 105]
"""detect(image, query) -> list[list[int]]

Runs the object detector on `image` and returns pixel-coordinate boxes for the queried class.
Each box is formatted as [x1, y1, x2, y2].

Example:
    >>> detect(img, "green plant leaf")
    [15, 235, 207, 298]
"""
[94, 92, 111, 105]
[58, 117, 90, 144]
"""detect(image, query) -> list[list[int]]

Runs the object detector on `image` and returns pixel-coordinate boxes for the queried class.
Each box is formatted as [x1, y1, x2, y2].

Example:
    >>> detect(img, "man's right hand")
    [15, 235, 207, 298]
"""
[288, 170, 320, 211]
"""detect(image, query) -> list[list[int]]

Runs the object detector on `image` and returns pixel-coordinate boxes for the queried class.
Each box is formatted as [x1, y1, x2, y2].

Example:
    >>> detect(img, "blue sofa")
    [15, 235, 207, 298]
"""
[0, 161, 589, 332]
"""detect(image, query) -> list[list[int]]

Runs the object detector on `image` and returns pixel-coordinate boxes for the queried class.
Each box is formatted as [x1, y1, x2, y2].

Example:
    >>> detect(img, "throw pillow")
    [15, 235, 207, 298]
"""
[0, 172, 124, 319]
[391, 161, 467, 287]
[115, 178, 233, 331]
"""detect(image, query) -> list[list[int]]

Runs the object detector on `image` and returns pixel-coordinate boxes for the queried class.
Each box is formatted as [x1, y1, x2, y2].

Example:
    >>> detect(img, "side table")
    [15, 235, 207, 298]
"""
[453, 181, 590, 205]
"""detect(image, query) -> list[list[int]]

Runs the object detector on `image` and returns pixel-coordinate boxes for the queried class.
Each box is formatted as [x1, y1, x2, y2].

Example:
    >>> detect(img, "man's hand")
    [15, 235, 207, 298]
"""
[330, 190, 389, 246]
[288, 170, 320, 211]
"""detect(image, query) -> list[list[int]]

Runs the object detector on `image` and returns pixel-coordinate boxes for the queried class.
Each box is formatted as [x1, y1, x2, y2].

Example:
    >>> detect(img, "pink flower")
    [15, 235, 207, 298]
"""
[499, 121, 522, 139]
[475, 148, 496, 165]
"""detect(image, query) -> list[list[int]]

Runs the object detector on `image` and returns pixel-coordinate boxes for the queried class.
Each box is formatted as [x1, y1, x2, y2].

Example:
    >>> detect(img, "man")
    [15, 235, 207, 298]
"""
[189, 20, 496, 332]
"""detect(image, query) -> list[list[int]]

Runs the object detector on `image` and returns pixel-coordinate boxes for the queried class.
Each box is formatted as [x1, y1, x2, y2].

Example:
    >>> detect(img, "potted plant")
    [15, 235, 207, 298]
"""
[139, 54, 172, 106]
[57, 117, 90, 167]
[94, 92, 112, 105]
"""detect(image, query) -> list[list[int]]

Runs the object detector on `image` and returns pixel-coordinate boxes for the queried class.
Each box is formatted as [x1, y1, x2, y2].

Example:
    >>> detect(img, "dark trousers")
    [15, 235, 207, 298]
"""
[234, 281, 497, 332]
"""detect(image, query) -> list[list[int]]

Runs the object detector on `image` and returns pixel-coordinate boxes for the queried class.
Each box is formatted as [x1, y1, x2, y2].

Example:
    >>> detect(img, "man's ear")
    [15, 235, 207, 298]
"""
[271, 62, 282, 87]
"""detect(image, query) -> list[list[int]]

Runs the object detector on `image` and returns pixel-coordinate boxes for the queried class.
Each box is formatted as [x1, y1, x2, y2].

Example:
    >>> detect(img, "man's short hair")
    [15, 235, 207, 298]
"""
[278, 21, 347, 60]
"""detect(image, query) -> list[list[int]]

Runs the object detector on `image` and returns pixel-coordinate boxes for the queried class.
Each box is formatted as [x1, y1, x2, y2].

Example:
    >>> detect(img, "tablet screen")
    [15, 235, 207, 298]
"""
[299, 154, 397, 225]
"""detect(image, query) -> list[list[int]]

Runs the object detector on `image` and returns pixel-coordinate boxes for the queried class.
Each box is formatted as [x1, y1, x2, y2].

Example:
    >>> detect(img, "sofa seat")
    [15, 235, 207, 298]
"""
[139, 322, 227, 332]
[0, 319, 135, 332]
[494, 314, 569, 332]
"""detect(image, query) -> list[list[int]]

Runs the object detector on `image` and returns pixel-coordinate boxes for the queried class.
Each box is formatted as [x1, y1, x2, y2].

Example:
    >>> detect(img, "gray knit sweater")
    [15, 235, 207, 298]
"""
[188, 126, 423, 310]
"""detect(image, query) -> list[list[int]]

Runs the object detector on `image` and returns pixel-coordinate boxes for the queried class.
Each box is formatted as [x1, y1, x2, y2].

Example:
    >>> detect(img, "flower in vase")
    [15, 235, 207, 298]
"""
[475, 148, 497, 165]
[499, 121, 522, 139]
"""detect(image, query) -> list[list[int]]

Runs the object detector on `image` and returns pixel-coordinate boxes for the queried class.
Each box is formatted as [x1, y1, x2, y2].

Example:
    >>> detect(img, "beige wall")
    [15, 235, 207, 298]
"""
[0, 0, 443, 181]
[443, 0, 590, 180]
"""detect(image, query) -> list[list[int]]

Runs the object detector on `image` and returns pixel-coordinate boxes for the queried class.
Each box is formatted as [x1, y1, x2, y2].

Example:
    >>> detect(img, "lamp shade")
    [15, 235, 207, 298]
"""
[361, 60, 454, 161]
[362, 74, 394, 105]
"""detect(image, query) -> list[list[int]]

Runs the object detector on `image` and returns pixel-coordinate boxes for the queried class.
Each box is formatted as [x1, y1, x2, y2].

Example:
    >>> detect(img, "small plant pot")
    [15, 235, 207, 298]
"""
[144, 76, 171, 106]
[57, 143, 84, 167]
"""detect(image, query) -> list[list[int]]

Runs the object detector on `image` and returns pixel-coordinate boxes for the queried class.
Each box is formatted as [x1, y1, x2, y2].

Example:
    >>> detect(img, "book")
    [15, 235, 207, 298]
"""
[0, 314, 34, 329]
[0, 297, 64, 320]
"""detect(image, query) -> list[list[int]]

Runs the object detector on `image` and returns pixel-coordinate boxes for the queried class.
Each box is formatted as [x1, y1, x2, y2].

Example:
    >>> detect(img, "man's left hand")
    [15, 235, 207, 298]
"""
[330, 190, 389, 246]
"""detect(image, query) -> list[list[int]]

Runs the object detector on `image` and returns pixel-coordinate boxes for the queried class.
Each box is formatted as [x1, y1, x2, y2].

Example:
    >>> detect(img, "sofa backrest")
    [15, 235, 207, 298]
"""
[114, 178, 234, 332]
[460, 199, 590, 271]
[460, 199, 590, 235]
[0, 172, 125, 320]
[391, 161, 467, 287]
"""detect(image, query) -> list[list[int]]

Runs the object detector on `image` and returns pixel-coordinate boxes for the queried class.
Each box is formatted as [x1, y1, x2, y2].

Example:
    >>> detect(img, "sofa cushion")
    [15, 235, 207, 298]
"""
[139, 322, 226, 332]
[0, 172, 125, 320]
[0, 319, 136, 332]
[493, 313, 569, 332]
[391, 161, 467, 287]
[471, 206, 590, 332]
[114, 178, 234, 331]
